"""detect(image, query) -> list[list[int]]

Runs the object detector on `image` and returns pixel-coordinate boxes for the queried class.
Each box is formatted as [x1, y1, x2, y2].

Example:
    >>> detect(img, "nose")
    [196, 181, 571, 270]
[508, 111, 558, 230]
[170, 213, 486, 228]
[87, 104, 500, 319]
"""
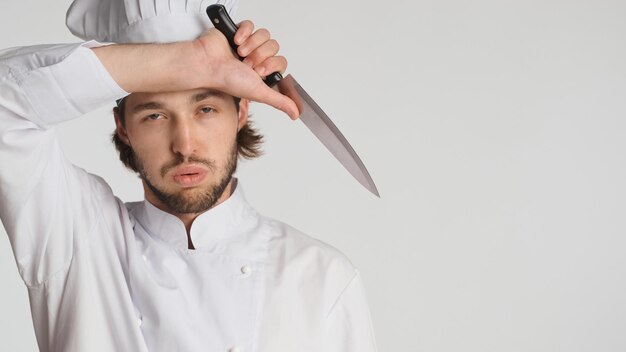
[170, 117, 198, 158]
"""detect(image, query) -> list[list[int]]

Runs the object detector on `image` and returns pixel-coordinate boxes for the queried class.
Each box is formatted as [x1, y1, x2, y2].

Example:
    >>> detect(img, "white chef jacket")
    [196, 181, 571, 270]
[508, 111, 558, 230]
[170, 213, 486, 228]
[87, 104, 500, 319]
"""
[0, 42, 378, 352]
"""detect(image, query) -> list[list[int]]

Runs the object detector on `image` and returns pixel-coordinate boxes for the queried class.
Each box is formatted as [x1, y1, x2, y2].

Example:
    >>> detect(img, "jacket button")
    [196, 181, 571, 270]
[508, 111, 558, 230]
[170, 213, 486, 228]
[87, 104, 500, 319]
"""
[240, 265, 252, 275]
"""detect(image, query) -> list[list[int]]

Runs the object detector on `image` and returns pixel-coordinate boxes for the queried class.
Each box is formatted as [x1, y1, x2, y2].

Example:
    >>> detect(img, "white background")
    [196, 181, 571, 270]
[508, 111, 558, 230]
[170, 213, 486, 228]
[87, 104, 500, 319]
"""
[2, 0, 626, 351]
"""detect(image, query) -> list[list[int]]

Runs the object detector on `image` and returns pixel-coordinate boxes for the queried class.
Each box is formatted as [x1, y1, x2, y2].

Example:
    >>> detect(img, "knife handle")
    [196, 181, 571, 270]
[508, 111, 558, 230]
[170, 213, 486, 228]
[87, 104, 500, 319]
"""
[206, 4, 283, 88]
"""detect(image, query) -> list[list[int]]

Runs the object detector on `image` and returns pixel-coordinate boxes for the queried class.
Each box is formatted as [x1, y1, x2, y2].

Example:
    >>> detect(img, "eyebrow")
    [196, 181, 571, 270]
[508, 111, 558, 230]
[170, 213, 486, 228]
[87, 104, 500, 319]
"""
[131, 102, 164, 114]
[129, 90, 228, 114]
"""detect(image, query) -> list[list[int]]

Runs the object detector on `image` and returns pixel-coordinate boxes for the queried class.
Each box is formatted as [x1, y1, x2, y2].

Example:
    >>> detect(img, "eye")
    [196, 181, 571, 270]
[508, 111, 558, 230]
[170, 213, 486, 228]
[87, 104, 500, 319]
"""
[145, 113, 163, 121]
[199, 107, 214, 114]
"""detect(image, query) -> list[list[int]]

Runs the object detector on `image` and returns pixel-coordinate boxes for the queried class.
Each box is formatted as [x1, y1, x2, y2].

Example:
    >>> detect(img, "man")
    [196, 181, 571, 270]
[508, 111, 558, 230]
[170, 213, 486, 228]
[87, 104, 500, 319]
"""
[0, 1, 377, 351]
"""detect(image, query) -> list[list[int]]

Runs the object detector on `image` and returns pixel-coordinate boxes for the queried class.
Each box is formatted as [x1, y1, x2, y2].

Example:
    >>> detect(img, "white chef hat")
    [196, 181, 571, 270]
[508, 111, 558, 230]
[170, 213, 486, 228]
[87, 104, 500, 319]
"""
[66, 0, 239, 43]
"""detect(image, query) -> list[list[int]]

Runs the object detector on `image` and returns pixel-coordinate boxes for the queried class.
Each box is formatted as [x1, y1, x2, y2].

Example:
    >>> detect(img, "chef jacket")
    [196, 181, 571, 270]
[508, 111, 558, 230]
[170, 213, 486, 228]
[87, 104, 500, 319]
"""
[0, 42, 378, 352]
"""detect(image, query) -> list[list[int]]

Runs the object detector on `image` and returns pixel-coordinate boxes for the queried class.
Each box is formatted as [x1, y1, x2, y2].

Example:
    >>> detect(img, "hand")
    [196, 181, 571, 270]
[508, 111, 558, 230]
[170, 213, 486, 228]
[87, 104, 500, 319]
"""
[235, 20, 286, 78]
[194, 24, 298, 119]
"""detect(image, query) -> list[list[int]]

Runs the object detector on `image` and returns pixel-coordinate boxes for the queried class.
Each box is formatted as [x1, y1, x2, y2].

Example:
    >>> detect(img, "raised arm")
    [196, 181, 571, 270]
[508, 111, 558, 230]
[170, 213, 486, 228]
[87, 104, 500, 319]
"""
[0, 21, 294, 287]
[0, 42, 127, 286]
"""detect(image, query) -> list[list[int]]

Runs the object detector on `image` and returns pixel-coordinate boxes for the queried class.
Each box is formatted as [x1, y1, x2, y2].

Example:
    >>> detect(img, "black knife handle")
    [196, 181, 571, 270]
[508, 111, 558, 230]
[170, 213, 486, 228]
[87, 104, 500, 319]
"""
[206, 4, 283, 88]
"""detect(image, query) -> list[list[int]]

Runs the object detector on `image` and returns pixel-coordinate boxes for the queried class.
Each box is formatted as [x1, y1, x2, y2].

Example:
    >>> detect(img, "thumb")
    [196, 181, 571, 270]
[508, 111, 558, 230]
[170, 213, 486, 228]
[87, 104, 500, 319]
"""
[256, 84, 300, 120]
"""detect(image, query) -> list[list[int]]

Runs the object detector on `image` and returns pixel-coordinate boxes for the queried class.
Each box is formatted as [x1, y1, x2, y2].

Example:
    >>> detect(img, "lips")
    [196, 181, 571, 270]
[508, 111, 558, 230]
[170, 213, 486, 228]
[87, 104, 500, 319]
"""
[171, 165, 208, 187]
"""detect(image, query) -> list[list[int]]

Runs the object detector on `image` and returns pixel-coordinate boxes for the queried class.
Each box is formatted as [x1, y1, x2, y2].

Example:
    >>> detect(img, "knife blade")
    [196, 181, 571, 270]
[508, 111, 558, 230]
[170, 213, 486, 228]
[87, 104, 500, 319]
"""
[206, 4, 379, 197]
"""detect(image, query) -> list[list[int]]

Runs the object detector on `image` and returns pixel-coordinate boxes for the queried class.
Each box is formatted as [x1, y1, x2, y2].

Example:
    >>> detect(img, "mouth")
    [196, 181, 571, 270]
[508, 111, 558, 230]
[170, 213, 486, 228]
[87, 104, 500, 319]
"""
[171, 165, 208, 187]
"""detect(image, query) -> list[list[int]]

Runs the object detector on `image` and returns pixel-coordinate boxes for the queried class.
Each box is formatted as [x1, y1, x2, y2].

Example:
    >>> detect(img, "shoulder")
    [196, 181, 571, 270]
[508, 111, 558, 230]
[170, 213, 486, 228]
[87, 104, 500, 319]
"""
[262, 216, 358, 293]
[267, 217, 354, 265]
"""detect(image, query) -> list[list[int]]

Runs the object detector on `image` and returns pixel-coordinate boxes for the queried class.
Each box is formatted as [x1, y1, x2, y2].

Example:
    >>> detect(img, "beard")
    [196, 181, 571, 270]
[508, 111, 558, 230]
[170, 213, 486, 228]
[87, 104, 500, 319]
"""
[133, 143, 238, 214]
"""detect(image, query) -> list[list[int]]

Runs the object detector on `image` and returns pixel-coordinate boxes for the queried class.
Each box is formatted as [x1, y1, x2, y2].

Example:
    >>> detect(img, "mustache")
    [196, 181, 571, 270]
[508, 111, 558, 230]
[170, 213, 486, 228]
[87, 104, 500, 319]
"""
[160, 155, 217, 177]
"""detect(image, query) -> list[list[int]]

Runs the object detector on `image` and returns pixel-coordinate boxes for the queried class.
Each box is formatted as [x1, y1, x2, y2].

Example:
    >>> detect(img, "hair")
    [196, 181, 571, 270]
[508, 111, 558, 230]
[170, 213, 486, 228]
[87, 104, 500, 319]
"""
[111, 96, 263, 173]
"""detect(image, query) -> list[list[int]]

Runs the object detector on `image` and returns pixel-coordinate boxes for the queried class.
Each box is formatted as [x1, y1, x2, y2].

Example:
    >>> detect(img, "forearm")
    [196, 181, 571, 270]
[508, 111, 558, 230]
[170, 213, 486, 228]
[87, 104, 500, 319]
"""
[91, 41, 208, 93]
[0, 42, 126, 127]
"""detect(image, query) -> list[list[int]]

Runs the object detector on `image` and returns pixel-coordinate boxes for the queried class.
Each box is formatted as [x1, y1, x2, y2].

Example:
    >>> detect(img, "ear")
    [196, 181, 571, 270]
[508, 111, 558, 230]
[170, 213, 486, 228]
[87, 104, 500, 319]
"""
[237, 99, 249, 131]
[113, 108, 131, 146]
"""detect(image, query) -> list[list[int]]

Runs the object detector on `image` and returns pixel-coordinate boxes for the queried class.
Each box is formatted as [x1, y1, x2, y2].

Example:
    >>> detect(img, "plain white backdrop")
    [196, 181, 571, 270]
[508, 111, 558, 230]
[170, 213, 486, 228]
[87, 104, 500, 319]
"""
[2, 0, 626, 351]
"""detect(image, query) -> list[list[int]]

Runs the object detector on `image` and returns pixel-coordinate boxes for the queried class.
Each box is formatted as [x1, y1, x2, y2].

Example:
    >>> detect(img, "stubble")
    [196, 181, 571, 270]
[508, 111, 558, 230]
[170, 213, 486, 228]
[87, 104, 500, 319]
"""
[134, 143, 238, 214]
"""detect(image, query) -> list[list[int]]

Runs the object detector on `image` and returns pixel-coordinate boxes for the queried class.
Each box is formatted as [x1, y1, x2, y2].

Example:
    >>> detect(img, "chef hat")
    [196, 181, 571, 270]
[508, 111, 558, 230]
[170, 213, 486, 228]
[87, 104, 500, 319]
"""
[66, 0, 239, 43]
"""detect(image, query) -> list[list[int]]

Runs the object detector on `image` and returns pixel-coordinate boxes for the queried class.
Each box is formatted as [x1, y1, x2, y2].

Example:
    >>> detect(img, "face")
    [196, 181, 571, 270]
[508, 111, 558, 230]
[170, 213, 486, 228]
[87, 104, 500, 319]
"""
[115, 88, 249, 215]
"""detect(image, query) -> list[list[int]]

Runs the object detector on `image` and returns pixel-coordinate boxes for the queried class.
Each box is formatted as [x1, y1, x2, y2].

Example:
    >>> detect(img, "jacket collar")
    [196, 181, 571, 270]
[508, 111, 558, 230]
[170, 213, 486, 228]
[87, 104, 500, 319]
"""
[133, 178, 259, 250]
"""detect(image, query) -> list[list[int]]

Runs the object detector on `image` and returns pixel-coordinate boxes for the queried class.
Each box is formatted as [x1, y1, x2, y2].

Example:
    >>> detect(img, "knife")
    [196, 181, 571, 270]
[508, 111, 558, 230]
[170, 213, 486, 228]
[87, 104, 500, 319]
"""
[206, 4, 379, 197]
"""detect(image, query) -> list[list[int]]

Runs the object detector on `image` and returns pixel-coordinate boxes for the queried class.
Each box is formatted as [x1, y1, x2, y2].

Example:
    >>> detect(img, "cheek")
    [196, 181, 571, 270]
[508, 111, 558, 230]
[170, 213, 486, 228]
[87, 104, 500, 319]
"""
[127, 131, 169, 170]
[198, 119, 239, 152]
[135, 147, 165, 176]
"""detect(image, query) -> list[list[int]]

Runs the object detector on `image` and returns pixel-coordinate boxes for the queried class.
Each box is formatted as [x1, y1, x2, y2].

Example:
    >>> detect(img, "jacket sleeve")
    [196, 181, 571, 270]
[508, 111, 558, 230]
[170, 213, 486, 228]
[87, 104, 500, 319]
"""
[0, 42, 127, 287]
[324, 269, 379, 352]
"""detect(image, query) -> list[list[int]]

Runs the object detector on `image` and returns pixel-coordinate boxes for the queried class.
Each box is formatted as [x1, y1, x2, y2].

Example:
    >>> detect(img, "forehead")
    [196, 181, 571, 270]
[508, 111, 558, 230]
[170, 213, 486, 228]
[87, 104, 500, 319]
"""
[124, 88, 234, 112]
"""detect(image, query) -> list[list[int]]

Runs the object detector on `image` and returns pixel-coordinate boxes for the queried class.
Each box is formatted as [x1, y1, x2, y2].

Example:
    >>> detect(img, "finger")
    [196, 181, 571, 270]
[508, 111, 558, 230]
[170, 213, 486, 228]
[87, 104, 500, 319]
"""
[242, 39, 280, 71]
[253, 56, 288, 77]
[235, 20, 254, 45]
[238, 28, 270, 58]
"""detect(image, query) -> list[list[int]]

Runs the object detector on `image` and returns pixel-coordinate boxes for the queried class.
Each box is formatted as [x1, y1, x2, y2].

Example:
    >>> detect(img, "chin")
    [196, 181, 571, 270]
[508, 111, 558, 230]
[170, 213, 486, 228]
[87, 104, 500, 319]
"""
[147, 176, 233, 215]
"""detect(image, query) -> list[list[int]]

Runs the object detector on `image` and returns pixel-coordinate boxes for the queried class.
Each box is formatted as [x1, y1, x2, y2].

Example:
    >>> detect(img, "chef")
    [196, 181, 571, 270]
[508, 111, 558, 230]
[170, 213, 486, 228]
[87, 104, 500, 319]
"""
[0, 0, 378, 351]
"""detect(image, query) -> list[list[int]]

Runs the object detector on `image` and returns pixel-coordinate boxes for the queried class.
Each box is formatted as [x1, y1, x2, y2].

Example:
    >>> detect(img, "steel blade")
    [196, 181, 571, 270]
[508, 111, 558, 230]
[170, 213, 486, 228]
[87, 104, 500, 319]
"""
[277, 75, 379, 197]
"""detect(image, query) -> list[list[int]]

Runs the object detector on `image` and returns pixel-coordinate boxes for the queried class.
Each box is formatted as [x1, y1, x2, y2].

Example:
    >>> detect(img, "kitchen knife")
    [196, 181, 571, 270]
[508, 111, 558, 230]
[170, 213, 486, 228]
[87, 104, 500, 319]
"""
[206, 4, 379, 197]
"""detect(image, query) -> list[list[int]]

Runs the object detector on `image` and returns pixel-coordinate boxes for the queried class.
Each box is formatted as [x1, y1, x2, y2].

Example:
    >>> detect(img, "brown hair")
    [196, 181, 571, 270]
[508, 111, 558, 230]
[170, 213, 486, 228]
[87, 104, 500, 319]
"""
[111, 97, 263, 173]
